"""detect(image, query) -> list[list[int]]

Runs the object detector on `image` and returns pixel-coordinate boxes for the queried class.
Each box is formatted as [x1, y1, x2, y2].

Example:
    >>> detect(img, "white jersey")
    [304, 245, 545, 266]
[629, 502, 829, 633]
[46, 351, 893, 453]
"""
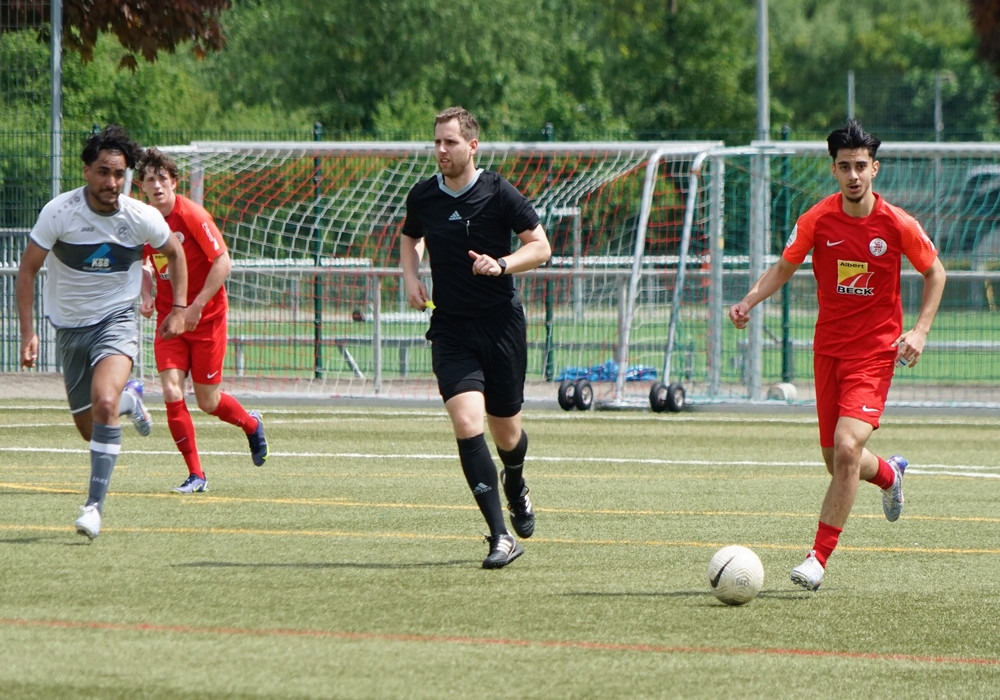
[29, 186, 172, 328]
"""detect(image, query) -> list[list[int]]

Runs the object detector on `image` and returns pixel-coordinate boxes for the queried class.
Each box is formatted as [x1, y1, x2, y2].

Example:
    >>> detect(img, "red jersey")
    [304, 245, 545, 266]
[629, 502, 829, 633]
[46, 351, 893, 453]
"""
[782, 192, 938, 359]
[145, 195, 228, 322]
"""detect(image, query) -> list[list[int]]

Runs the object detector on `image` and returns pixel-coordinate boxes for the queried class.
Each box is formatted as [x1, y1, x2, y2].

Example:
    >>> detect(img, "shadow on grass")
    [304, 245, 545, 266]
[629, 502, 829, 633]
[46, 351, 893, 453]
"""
[0, 535, 68, 545]
[559, 590, 813, 601]
[561, 590, 706, 599]
[0, 535, 101, 549]
[174, 559, 472, 570]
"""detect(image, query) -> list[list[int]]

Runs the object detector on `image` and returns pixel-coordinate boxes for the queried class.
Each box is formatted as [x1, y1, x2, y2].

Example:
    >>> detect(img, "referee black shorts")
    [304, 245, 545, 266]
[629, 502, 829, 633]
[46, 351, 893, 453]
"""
[426, 300, 527, 418]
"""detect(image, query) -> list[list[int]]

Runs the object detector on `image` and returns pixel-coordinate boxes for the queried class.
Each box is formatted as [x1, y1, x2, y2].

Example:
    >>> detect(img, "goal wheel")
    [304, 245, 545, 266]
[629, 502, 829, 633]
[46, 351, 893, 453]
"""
[665, 382, 686, 412]
[648, 382, 668, 412]
[557, 380, 577, 411]
[573, 379, 594, 411]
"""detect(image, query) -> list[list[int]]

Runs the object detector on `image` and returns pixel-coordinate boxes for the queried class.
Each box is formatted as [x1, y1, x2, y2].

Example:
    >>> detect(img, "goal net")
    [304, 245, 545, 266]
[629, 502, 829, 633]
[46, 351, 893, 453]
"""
[149, 140, 723, 402]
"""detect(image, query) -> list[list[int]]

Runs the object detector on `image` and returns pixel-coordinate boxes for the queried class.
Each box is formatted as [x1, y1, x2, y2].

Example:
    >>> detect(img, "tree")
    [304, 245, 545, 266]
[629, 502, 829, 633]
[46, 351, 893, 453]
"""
[771, 0, 998, 139]
[593, 0, 758, 138]
[1, 0, 230, 69]
[968, 0, 1000, 113]
[203, 0, 622, 138]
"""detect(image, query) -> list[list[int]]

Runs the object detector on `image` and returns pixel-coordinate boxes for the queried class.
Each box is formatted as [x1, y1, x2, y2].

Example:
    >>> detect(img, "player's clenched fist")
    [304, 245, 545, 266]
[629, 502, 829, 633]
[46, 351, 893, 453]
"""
[728, 302, 751, 329]
[20, 334, 38, 368]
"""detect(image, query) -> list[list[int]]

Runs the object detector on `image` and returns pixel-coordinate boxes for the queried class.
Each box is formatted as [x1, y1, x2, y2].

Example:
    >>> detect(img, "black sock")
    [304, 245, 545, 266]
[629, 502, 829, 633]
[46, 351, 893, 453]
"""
[457, 434, 506, 537]
[497, 430, 528, 501]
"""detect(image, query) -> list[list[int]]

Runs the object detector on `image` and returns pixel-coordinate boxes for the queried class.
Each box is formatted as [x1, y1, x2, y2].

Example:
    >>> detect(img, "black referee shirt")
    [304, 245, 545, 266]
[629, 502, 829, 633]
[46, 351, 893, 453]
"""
[402, 169, 540, 318]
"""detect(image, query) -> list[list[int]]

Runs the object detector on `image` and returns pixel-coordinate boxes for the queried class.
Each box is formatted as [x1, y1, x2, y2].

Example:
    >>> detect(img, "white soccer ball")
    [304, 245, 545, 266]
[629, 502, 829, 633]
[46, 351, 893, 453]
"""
[707, 545, 764, 606]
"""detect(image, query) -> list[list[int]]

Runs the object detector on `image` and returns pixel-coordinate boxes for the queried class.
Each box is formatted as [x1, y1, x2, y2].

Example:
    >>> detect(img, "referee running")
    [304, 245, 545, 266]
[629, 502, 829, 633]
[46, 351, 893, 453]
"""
[400, 106, 552, 568]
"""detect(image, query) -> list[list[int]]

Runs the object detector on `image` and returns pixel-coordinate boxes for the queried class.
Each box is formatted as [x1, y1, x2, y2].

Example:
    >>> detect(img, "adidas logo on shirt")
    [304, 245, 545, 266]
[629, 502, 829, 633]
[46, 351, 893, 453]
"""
[449, 211, 462, 221]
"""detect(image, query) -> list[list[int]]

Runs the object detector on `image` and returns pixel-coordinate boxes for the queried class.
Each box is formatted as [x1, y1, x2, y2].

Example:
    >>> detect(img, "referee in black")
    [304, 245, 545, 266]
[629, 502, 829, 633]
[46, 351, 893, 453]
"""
[401, 106, 552, 568]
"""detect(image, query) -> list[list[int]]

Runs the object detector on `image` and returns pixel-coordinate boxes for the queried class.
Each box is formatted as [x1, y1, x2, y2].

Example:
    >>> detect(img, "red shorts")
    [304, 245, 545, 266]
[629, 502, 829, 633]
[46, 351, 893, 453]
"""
[155, 313, 227, 385]
[813, 352, 894, 448]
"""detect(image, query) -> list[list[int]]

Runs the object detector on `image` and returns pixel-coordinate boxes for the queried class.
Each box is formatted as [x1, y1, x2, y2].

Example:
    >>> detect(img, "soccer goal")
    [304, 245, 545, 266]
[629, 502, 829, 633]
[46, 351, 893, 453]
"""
[150, 140, 723, 403]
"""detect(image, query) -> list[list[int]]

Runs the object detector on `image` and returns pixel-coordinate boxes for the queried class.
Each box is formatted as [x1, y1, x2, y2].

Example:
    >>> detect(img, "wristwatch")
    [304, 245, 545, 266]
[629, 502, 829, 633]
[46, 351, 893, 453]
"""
[497, 258, 507, 275]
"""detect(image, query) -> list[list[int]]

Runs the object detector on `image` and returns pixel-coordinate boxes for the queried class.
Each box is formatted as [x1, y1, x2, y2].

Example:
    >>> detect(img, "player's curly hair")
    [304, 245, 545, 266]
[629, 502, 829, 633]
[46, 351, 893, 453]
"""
[136, 147, 179, 181]
[81, 124, 143, 169]
[827, 118, 881, 160]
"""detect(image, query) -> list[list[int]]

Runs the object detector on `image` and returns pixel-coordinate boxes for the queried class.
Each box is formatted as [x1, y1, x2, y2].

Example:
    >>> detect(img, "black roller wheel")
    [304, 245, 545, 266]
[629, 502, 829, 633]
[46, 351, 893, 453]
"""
[557, 380, 577, 411]
[574, 379, 594, 410]
[665, 382, 686, 412]
[648, 382, 668, 412]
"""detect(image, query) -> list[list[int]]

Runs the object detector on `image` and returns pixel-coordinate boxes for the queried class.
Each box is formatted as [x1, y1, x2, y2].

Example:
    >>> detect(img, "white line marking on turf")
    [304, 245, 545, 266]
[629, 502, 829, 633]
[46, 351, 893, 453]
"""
[2, 446, 998, 477]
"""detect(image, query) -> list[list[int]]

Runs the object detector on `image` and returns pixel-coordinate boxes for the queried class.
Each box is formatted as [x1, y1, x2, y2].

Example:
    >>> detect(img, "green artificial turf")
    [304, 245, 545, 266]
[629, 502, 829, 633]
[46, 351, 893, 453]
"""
[1, 402, 998, 698]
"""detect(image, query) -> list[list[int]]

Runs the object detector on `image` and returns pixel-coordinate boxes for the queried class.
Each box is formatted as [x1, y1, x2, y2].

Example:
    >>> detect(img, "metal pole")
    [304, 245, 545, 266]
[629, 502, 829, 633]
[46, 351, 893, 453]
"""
[750, 0, 771, 399]
[542, 122, 555, 382]
[780, 125, 793, 383]
[707, 156, 724, 398]
[934, 72, 943, 142]
[50, 0, 63, 198]
[932, 72, 943, 245]
[312, 122, 324, 379]
[756, 0, 769, 141]
[847, 70, 855, 119]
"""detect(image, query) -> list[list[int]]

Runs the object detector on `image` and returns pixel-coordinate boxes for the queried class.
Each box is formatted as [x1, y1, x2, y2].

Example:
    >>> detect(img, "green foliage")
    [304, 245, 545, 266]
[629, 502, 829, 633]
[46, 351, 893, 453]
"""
[205, 0, 622, 138]
[2, 0, 1000, 234]
[3, 0, 1000, 142]
[0, 30, 50, 227]
[596, 0, 759, 136]
[770, 0, 1000, 139]
[1, 0, 231, 68]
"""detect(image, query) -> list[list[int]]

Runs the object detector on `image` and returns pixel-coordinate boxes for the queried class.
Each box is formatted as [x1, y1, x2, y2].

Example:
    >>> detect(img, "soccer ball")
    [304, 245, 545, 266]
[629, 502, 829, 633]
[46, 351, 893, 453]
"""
[707, 545, 764, 606]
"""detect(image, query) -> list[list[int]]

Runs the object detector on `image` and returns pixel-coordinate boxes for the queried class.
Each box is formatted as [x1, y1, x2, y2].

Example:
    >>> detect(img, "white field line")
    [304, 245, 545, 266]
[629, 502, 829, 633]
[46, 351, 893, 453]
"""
[1, 445, 998, 478]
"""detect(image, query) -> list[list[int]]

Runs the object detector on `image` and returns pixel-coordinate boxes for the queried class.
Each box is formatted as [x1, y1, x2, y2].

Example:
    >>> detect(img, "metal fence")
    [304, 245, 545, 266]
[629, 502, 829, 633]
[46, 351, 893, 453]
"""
[6, 141, 1000, 409]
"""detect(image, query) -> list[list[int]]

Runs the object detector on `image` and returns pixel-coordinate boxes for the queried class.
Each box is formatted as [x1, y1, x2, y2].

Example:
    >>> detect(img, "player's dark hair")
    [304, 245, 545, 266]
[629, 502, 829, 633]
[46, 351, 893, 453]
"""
[81, 124, 143, 169]
[136, 147, 179, 181]
[827, 119, 881, 160]
[435, 106, 480, 142]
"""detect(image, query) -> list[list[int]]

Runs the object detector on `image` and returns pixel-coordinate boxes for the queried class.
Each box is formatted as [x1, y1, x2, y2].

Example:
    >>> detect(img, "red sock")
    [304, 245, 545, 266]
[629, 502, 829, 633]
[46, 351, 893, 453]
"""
[811, 521, 843, 567]
[210, 392, 257, 434]
[866, 456, 896, 490]
[165, 399, 203, 477]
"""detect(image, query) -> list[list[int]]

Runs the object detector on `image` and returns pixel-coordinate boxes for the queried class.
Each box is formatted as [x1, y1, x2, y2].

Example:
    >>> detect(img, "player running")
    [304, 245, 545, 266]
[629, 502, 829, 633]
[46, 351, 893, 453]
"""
[729, 119, 946, 590]
[137, 148, 268, 493]
[17, 125, 189, 539]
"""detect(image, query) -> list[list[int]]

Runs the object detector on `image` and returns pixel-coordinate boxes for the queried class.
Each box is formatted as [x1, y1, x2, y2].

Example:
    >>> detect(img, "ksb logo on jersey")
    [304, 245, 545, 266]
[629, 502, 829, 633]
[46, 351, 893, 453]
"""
[82, 243, 114, 272]
[837, 260, 875, 296]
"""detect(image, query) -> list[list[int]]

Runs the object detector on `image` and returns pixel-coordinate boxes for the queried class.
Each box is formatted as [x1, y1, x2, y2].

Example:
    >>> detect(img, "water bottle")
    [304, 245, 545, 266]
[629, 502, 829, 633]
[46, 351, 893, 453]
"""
[896, 343, 908, 367]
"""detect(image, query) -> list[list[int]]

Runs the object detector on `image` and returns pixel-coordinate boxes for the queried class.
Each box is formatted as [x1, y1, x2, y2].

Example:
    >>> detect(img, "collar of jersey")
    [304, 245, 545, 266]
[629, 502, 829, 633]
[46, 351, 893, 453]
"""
[436, 168, 483, 198]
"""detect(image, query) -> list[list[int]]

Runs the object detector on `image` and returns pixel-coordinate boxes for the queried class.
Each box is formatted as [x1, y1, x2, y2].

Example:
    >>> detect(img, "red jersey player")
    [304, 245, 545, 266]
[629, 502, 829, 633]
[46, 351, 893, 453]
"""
[137, 148, 269, 493]
[729, 119, 946, 591]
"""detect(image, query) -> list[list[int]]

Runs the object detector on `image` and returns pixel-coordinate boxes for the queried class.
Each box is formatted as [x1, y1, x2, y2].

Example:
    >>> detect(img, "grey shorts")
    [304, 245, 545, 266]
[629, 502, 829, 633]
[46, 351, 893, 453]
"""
[56, 306, 140, 414]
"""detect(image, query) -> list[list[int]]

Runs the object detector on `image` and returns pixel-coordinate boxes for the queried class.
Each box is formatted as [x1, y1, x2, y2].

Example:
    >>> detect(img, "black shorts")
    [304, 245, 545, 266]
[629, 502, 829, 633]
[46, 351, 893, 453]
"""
[426, 301, 527, 417]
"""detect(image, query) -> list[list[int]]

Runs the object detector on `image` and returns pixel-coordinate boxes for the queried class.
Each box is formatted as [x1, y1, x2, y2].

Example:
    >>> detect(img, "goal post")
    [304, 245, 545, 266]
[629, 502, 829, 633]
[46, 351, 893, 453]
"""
[152, 140, 723, 401]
